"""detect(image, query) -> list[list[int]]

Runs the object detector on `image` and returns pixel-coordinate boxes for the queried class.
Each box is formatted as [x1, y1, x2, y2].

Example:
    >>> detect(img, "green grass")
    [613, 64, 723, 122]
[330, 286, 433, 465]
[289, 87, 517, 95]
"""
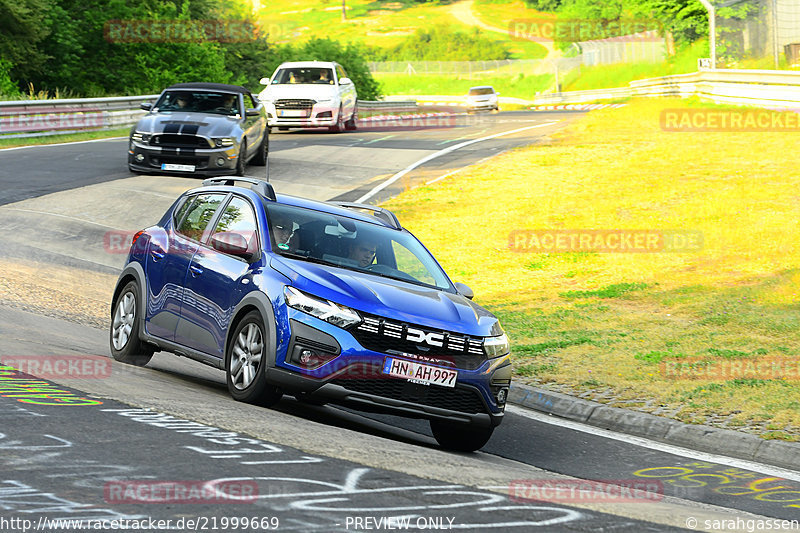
[258, 0, 547, 59]
[380, 98, 800, 436]
[563, 40, 707, 91]
[0, 127, 131, 149]
[375, 72, 552, 99]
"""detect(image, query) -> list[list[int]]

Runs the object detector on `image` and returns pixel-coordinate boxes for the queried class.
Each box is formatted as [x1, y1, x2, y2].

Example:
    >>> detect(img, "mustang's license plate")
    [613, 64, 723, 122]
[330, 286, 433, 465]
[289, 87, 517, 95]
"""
[382, 357, 457, 388]
[278, 109, 307, 117]
[161, 163, 195, 172]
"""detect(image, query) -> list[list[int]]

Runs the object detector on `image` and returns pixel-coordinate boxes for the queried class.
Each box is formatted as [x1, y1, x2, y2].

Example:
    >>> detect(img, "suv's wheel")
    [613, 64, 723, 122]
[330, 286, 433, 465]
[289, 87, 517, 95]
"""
[235, 140, 247, 175]
[110, 281, 154, 366]
[329, 105, 344, 133]
[251, 133, 268, 166]
[225, 311, 282, 406]
[430, 419, 494, 452]
[344, 106, 357, 131]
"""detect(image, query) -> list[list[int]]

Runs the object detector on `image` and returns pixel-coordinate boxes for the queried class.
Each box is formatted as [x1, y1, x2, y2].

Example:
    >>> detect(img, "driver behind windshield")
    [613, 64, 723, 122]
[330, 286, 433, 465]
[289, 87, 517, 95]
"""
[348, 239, 377, 268]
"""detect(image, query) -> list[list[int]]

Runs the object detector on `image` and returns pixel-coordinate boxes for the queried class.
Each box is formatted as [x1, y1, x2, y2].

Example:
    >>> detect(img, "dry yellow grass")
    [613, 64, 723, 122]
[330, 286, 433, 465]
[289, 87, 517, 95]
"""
[381, 98, 800, 439]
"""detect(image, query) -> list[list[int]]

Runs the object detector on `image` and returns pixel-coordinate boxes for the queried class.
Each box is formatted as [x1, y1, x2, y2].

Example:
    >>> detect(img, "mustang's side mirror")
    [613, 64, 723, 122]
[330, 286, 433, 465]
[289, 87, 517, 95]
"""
[140, 102, 153, 111]
[454, 282, 474, 300]
[211, 232, 255, 262]
[245, 108, 260, 117]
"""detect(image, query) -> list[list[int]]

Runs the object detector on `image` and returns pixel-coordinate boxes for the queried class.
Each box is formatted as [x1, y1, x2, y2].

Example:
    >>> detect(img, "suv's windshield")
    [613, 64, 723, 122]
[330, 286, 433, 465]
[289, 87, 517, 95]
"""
[154, 91, 241, 116]
[469, 87, 495, 96]
[266, 204, 453, 291]
[272, 68, 335, 85]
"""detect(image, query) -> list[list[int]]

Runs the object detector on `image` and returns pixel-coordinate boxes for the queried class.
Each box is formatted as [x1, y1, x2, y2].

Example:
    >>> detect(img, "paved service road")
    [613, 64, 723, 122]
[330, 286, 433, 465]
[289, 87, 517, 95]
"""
[1, 110, 795, 532]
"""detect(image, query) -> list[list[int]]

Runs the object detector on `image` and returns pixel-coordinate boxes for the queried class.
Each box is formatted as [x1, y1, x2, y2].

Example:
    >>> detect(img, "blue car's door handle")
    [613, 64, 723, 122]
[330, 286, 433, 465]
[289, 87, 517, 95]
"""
[189, 264, 203, 277]
[151, 249, 165, 261]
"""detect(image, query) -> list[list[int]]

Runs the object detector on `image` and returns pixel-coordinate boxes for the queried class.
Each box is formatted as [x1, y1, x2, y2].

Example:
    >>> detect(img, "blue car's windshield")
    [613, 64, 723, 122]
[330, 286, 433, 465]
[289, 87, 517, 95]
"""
[266, 203, 454, 291]
[154, 91, 241, 116]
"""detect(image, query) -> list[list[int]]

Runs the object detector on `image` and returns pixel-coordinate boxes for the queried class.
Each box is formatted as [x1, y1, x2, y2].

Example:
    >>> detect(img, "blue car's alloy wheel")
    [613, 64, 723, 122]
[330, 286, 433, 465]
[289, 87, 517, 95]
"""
[225, 311, 282, 406]
[109, 280, 153, 366]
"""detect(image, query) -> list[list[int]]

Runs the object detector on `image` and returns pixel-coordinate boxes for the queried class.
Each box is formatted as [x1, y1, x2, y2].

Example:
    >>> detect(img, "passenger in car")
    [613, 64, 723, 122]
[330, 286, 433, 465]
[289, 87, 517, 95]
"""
[271, 213, 296, 251]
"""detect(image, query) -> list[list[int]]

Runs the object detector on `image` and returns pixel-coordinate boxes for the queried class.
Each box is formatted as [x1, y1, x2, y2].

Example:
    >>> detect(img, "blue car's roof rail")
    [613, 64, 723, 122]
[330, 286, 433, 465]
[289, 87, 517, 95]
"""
[201, 177, 276, 201]
[332, 202, 402, 230]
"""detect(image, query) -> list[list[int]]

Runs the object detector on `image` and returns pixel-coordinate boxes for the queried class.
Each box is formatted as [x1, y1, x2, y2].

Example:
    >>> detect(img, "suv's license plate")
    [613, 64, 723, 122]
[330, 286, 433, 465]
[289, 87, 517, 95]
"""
[382, 357, 457, 388]
[161, 163, 195, 172]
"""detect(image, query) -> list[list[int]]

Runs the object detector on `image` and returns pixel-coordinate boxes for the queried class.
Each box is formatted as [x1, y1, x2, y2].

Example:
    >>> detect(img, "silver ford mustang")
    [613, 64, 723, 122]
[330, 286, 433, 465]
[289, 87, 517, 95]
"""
[128, 82, 268, 177]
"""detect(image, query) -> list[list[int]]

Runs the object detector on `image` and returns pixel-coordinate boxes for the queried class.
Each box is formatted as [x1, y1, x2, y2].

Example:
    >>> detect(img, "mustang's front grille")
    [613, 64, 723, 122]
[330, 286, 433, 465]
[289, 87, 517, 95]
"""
[331, 379, 486, 414]
[274, 99, 316, 110]
[350, 314, 486, 370]
[151, 134, 211, 148]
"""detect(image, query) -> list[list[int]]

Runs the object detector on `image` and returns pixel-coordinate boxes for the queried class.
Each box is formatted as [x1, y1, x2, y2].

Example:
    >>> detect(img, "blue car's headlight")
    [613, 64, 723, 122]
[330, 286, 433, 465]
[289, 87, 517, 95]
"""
[284, 286, 362, 329]
[484, 334, 510, 357]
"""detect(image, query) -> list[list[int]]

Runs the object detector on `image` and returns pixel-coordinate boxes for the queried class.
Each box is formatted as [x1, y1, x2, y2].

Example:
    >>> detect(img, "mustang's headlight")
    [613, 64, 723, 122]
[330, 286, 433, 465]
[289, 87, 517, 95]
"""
[484, 334, 510, 357]
[213, 137, 235, 147]
[284, 287, 361, 328]
[131, 132, 151, 143]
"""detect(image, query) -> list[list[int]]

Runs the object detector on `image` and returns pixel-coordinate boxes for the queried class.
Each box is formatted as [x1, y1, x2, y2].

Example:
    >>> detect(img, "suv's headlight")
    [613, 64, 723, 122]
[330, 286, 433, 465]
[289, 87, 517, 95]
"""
[284, 286, 361, 328]
[484, 334, 510, 357]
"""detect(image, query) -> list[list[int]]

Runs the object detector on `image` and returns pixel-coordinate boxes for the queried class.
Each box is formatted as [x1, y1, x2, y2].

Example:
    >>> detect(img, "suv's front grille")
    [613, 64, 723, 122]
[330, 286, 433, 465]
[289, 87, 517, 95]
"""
[350, 314, 486, 370]
[274, 99, 316, 109]
[331, 378, 486, 414]
[151, 134, 210, 148]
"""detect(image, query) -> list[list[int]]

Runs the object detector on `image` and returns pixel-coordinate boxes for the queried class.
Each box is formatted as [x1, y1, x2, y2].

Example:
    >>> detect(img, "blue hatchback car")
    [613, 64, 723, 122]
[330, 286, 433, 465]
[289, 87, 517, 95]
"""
[110, 177, 511, 451]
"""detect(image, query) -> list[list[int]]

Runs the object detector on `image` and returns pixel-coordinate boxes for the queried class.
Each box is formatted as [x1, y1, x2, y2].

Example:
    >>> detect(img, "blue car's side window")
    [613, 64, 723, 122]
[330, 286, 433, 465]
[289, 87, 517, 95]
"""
[176, 194, 226, 242]
[210, 196, 258, 250]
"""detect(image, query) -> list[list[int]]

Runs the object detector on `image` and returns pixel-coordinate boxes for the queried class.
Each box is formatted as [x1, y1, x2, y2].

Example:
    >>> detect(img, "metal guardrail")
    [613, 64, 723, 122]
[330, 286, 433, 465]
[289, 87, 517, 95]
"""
[532, 69, 800, 108]
[0, 96, 416, 139]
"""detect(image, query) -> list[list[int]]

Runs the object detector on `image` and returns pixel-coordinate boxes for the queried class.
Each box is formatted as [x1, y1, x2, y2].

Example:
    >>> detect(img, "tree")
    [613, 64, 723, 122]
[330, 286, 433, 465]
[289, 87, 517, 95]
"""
[0, 0, 51, 88]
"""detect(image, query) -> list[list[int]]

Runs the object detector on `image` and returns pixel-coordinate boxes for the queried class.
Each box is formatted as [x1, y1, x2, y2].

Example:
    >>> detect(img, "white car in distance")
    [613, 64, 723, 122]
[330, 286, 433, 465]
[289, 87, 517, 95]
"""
[466, 86, 500, 113]
[258, 61, 358, 133]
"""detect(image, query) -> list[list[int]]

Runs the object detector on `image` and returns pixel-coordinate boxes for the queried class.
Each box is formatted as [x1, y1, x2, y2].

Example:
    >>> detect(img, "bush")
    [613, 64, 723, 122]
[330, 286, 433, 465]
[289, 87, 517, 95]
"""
[375, 25, 511, 61]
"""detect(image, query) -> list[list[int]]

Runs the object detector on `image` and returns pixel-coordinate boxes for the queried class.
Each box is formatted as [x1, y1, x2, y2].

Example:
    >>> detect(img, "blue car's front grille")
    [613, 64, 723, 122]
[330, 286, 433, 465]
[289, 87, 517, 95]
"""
[332, 378, 486, 414]
[350, 314, 486, 370]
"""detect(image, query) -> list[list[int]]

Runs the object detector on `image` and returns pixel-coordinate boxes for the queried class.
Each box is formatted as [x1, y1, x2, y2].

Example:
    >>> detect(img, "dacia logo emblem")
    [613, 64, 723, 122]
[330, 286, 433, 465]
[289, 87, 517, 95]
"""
[406, 327, 444, 348]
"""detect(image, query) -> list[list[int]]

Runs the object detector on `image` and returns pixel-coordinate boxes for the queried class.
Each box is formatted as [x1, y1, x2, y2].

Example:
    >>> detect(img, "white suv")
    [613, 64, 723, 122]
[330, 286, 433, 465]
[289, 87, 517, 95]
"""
[258, 61, 358, 133]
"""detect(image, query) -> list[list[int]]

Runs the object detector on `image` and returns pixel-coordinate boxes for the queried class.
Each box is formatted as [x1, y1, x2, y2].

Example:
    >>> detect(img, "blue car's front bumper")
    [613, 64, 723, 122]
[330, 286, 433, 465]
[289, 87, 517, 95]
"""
[267, 310, 510, 428]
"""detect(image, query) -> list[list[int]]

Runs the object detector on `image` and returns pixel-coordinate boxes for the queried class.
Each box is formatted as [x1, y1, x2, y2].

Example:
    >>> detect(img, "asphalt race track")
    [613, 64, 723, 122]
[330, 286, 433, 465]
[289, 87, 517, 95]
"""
[0, 111, 797, 532]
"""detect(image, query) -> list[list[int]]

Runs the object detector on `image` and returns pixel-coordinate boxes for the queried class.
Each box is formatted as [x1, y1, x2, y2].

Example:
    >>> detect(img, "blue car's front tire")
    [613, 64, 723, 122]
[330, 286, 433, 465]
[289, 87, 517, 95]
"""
[430, 418, 494, 452]
[226, 310, 282, 406]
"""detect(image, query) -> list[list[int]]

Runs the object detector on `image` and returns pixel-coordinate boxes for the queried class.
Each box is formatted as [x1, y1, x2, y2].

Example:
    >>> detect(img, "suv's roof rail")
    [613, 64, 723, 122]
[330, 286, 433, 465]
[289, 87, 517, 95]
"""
[201, 177, 276, 201]
[332, 202, 402, 230]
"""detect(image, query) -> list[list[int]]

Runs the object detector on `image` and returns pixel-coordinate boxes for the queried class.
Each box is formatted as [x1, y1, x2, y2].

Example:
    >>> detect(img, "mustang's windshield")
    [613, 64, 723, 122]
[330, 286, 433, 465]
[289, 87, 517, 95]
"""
[154, 91, 241, 116]
[266, 203, 454, 291]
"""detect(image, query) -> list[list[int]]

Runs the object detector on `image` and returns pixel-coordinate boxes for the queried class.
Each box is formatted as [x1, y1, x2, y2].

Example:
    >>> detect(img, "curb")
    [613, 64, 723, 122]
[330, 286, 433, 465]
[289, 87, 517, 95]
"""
[529, 103, 628, 111]
[358, 112, 461, 124]
[508, 382, 800, 472]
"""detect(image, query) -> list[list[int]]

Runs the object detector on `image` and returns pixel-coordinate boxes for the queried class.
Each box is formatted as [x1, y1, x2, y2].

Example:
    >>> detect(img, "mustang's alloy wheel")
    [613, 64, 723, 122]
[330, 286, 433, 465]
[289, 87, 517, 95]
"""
[109, 280, 154, 366]
[225, 311, 282, 406]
